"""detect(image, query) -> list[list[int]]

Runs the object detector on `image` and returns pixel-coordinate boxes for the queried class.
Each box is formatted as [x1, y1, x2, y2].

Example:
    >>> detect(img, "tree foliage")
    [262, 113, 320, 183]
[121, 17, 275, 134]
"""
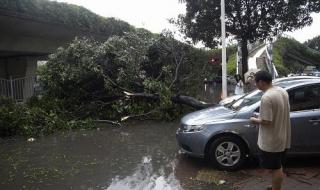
[0, 96, 93, 137]
[39, 31, 217, 121]
[176, 0, 320, 75]
[273, 37, 320, 75]
[304, 35, 320, 52]
[0, 0, 134, 36]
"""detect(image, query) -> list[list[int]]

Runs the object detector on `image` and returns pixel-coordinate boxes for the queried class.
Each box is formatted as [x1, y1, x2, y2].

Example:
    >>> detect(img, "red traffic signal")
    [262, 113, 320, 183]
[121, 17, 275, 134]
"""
[210, 57, 220, 65]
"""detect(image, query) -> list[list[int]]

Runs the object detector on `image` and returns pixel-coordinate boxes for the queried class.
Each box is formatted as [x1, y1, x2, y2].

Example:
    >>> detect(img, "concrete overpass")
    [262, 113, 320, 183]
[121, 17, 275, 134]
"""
[0, 9, 108, 101]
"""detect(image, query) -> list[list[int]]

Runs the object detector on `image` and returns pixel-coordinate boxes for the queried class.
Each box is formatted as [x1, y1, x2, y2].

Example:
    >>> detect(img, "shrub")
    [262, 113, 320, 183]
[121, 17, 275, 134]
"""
[0, 96, 94, 137]
[0, 96, 24, 136]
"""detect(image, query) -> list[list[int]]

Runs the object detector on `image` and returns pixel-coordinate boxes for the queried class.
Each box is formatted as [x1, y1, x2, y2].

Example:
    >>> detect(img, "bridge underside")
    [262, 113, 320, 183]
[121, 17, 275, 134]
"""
[0, 10, 105, 79]
[0, 10, 105, 101]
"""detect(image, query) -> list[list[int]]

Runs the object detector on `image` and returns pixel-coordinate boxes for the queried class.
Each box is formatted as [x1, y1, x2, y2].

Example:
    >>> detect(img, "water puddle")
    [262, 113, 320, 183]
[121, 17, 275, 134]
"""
[105, 156, 182, 190]
[0, 121, 221, 190]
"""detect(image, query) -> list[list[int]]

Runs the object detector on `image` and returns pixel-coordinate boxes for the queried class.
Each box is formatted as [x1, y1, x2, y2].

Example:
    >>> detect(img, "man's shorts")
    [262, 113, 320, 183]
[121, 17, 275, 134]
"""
[258, 149, 287, 170]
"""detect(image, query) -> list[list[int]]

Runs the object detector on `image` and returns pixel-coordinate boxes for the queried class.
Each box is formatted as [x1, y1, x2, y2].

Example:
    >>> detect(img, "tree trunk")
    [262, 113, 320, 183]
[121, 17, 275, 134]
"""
[241, 39, 249, 77]
[124, 92, 215, 110]
[171, 95, 215, 110]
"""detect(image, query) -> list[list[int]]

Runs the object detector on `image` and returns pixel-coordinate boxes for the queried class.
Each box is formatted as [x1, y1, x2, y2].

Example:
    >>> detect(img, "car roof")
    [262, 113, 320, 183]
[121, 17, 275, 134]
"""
[275, 78, 320, 89]
[273, 76, 320, 83]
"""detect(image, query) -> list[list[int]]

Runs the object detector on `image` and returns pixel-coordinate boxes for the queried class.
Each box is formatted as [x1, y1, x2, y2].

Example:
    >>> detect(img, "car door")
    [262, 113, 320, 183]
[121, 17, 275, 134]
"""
[288, 84, 320, 153]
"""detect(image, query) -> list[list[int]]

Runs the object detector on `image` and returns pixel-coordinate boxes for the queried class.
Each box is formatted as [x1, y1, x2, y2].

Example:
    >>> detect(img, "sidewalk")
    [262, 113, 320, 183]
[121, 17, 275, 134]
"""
[237, 168, 320, 190]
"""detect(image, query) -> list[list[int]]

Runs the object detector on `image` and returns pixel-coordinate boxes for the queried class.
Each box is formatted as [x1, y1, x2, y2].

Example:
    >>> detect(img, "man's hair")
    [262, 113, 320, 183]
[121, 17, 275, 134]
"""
[255, 70, 272, 84]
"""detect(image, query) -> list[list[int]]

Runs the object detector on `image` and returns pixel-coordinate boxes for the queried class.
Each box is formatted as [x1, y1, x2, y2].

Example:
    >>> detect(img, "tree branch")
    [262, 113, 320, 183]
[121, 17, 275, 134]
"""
[123, 92, 214, 110]
[169, 54, 185, 89]
[120, 109, 159, 121]
[94, 119, 122, 127]
[171, 95, 215, 109]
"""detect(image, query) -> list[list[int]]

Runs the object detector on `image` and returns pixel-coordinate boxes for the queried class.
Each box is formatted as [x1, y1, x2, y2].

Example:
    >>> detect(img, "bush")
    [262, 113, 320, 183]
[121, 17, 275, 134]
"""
[227, 53, 237, 76]
[0, 96, 94, 137]
[0, 96, 24, 136]
[273, 37, 320, 75]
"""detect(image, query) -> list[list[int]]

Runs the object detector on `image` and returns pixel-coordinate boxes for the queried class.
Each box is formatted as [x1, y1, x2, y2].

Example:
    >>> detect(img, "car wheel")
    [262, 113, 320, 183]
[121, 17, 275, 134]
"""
[208, 136, 247, 171]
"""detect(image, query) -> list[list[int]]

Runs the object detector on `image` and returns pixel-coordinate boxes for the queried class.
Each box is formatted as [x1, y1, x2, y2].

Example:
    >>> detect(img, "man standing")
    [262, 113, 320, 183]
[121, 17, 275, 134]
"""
[250, 71, 291, 190]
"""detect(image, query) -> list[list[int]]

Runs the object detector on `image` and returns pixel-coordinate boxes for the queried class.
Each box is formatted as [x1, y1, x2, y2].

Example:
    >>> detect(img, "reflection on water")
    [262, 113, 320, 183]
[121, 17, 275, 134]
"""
[106, 156, 182, 190]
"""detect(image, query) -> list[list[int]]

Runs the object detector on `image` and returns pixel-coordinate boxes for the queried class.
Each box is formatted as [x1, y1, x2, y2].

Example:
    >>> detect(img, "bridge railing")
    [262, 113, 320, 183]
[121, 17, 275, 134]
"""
[0, 78, 11, 98]
[248, 41, 265, 54]
[0, 75, 38, 102]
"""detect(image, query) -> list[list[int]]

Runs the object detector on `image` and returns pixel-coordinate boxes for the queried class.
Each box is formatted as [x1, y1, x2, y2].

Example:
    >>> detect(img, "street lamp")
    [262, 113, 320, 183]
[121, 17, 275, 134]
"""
[221, 0, 227, 99]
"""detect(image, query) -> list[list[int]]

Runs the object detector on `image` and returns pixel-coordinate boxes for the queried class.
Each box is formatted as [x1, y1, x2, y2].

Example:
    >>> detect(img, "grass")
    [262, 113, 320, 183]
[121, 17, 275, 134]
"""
[273, 37, 320, 76]
[227, 53, 237, 76]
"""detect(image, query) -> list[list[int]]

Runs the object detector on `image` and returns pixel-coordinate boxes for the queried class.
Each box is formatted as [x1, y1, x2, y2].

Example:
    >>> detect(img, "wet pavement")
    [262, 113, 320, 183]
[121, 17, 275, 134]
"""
[1, 84, 320, 190]
[1, 121, 320, 190]
[0, 121, 225, 190]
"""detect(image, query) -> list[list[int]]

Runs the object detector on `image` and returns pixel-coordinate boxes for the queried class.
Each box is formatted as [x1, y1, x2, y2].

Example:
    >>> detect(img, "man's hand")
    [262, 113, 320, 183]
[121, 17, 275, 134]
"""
[250, 117, 261, 124]
[250, 117, 273, 126]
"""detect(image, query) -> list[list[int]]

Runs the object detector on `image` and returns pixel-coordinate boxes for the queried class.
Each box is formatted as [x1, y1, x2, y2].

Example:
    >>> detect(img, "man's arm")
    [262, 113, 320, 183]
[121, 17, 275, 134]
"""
[250, 117, 273, 126]
[251, 96, 273, 126]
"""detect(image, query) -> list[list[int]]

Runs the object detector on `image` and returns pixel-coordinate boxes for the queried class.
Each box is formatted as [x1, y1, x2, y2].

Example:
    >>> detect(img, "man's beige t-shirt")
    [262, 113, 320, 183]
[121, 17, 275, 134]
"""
[258, 86, 291, 152]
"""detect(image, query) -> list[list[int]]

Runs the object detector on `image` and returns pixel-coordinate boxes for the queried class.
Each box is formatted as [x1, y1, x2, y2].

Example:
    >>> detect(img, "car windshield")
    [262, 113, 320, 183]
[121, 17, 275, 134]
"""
[229, 89, 263, 111]
[228, 84, 290, 111]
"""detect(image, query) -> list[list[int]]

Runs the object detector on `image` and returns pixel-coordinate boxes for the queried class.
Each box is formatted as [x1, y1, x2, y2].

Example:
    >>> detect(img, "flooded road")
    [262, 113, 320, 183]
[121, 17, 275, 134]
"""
[1, 83, 320, 190]
[0, 121, 229, 190]
[2, 121, 320, 190]
[0, 83, 234, 190]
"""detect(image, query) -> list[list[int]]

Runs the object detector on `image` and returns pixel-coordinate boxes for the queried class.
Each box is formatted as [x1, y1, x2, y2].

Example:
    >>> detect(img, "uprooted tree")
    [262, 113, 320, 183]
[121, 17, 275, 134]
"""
[175, 0, 320, 76]
[39, 30, 217, 121]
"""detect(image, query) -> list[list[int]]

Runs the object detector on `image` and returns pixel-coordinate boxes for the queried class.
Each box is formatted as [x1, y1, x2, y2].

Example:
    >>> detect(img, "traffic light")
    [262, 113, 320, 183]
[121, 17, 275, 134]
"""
[210, 57, 220, 65]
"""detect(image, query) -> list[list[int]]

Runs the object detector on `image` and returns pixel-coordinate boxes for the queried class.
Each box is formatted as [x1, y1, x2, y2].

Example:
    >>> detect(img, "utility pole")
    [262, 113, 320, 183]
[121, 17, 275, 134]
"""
[221, 0, 227, 99]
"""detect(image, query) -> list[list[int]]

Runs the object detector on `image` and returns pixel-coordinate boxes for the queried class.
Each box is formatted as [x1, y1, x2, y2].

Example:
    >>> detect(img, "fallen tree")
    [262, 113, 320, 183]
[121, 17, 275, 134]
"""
[39, 31, 217, 121]
[124, 91, 214, 109]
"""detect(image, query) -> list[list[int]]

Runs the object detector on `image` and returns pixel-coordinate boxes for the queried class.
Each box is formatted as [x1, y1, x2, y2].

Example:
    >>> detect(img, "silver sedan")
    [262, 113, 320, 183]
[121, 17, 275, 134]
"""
[176, 79, 320, 170]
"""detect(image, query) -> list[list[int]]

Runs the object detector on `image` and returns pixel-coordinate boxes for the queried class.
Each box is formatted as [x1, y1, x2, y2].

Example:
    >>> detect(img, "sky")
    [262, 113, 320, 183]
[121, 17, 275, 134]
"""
[52, 0, 320, 44]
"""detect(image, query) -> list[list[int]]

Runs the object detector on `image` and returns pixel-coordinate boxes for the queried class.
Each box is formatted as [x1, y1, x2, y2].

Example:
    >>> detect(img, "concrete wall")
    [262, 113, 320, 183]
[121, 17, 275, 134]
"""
[5, 57, 28, 79]
[25, 57, 38, 76]
[0, 56, 38, 79]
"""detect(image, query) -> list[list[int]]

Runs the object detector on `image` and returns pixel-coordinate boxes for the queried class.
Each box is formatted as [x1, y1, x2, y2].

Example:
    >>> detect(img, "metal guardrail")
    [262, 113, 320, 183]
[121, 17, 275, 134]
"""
[0, 75, 37, 102]
[248, 41, 265, 54]
[0, 78, 10, 98]
[265, 45, 279, 78]
[236, 37, 279, 77]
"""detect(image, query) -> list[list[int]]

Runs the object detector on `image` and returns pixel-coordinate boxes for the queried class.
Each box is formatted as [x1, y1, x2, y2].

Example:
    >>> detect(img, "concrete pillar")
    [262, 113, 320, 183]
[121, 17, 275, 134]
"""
[0, 56, 38, 101]
[256, 57, 268, 71]
[0, 60, 7, 97]
[23, 57, 37, 101]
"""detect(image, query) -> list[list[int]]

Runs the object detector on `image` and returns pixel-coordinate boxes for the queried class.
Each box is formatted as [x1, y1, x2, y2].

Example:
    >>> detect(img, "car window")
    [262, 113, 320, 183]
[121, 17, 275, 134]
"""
[231, 90, 263, 110]
[288, 84, 320, 112]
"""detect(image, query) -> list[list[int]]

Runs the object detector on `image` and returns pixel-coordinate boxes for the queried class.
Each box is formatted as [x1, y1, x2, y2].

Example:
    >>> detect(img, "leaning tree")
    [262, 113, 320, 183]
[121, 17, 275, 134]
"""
[176, 0, 320, 76]
[305, 35, 320, 51]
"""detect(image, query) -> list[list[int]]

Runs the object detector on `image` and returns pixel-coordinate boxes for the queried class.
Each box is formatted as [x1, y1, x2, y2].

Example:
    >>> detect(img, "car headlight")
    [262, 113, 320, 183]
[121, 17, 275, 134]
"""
[181, 124, 204, 132]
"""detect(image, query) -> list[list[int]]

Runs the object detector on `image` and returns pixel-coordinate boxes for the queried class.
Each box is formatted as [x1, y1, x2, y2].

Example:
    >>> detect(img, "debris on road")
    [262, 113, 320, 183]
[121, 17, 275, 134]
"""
[27, 138, 36, 142]
[219, 179, 226, 185]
